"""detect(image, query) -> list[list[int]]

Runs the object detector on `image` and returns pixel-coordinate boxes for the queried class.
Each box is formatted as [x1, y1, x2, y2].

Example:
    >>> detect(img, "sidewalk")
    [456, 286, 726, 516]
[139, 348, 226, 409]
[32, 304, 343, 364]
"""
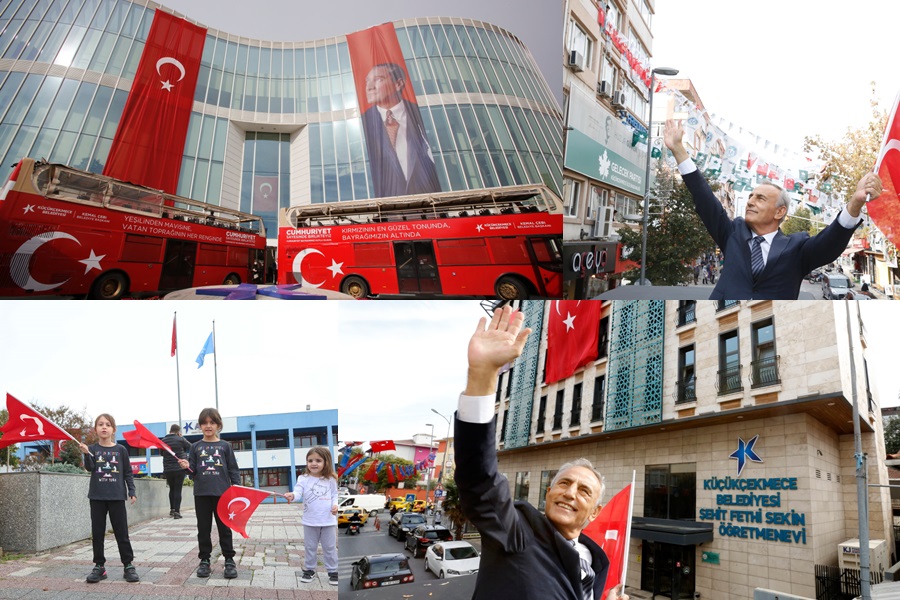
[0, 504, 337, 599]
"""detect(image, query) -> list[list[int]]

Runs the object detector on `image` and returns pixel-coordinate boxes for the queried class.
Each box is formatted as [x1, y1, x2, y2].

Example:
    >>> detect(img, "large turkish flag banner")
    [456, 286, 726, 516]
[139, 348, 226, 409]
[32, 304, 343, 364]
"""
[545, 301, 601, 384]
[103, 10, 206, 194]
[869, 90, 900, 250]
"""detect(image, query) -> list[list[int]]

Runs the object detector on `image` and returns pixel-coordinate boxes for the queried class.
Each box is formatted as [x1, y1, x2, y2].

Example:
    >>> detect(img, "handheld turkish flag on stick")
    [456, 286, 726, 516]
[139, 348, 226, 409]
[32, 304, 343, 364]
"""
[123, 420, 192, 472]
[217, 485, 282, 538]
[583, 471, 636, 598]
[0, 394, 82, 450]
[867, 90, 900, 249]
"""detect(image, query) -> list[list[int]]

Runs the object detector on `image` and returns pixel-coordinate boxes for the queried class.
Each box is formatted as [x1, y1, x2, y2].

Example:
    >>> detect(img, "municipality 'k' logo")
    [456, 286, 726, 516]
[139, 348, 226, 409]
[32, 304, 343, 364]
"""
[729, 435, 763, 476]
[598, 150, 611, 178]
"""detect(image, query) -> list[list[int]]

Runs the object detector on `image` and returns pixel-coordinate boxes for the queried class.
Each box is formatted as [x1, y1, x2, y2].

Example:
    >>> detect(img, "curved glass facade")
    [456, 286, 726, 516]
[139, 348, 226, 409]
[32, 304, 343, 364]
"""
[0, 0, 562, 238]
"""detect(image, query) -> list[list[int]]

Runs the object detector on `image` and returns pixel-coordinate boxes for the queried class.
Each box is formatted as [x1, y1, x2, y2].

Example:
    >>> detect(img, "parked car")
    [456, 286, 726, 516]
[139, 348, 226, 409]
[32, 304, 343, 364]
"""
[424, 541, 481, 578]
[387, 497, 411, 511]
[388, 511, 427, 541]
[822, 273, 852, 300]
[411, 499, 431, 513]
[350, 553, 414, 590]
[404, 525, 453, 558]
[338, 508, 368, 527]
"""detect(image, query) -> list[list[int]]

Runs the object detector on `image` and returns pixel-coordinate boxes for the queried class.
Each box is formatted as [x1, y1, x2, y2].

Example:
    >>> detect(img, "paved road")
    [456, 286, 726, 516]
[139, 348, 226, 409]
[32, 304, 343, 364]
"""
[0, 503, 337, 599]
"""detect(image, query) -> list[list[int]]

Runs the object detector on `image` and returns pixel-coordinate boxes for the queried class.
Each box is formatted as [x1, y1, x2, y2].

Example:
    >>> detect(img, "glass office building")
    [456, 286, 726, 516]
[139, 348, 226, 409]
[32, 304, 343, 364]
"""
[0, 0, 562, 238]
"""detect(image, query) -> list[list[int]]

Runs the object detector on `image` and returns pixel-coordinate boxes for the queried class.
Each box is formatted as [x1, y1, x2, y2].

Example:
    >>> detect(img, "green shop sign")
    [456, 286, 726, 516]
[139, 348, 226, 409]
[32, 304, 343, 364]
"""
[565, 129, 645, 196]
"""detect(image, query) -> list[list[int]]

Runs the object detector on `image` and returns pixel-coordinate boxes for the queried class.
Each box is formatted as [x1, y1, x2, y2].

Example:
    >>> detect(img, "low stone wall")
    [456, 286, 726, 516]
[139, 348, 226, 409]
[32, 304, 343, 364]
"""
[0, 471, 195, 553]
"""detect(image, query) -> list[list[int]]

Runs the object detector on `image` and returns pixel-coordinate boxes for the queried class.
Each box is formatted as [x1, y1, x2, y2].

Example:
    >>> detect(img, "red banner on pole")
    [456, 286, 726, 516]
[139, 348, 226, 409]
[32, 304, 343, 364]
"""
[103, 10, 206, 194]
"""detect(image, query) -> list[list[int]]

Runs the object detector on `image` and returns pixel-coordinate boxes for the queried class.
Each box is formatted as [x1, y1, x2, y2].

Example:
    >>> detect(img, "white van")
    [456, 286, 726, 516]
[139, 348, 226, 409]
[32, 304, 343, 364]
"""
[338, 494, 386, 517]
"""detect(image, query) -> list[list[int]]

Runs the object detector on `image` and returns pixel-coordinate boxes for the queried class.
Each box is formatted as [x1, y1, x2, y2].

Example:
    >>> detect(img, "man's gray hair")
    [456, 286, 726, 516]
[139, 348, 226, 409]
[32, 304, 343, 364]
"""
[550, 458, 606, 508]
[761, 180, 791, 224]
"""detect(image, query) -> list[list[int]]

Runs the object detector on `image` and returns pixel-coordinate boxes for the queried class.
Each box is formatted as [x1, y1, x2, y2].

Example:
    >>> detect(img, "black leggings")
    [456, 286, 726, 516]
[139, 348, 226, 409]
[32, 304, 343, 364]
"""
[90, 499, 134, 566]
[195, 495, 234, 560]
[165, 471, 186, 512]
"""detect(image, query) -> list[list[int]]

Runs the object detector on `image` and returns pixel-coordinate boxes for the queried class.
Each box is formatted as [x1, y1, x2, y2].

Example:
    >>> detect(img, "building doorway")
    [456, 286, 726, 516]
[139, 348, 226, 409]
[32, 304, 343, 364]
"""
[640, 540, 695, 599]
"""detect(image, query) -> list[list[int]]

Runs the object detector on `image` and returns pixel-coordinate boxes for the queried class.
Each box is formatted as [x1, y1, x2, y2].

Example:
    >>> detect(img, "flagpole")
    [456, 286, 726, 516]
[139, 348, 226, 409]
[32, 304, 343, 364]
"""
[620, 470, 636, 589]
[212, 320, 219, 410]
[174, 312, 183, 427]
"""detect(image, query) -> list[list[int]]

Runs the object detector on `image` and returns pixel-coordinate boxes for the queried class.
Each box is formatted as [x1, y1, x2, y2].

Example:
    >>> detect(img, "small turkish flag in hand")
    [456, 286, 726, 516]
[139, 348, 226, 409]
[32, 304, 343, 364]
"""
[216, 485, 271, 538]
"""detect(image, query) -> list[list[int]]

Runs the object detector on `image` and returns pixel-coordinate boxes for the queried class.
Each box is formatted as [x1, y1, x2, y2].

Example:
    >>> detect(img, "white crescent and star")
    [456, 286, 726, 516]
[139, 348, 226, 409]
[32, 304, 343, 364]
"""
[291, 248, 326, 287]
[227, 496, 251, 520]
[156, 57, 186, 92]
[10, 232, 106, 292]
[552, 301, 581, 332]
[259, 182, 272, 199]
[20, 414, 45, 436]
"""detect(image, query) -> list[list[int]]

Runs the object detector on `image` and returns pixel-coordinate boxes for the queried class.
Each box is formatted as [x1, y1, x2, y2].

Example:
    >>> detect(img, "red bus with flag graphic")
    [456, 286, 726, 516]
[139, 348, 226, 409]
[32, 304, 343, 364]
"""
[277, 185, 563, 299]
[0, 158, 267, 299]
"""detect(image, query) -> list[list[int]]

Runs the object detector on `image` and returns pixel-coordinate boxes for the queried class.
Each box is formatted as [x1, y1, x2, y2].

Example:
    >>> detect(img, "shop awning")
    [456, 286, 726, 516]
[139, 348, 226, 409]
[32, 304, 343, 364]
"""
[630, 517, 714, 546]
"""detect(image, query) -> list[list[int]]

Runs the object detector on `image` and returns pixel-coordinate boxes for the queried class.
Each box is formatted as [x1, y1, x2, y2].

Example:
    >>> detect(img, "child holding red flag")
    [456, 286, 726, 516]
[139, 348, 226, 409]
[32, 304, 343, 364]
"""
[284, 446, 339, 586]
[177, 408, 240, 579]
[77, 414, 139, 584]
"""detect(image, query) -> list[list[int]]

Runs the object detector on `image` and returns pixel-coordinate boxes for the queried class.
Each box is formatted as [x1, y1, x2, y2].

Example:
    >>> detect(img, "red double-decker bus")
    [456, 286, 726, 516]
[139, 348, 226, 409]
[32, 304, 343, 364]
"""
[0, 158, 267, 299]
[277, 184, 562, 299]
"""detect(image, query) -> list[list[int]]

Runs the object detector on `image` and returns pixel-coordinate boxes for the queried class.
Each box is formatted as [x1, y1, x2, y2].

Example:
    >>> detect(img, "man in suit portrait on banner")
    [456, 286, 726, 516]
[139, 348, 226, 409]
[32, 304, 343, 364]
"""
[362, 62, 441, 198]
[663, 119, 882, 300]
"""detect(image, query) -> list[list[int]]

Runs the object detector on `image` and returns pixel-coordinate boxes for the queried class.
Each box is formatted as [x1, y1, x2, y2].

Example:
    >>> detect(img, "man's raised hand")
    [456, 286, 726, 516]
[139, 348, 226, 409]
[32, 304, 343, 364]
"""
[465, 305, 532, 396]
[664, 119, 689, 164]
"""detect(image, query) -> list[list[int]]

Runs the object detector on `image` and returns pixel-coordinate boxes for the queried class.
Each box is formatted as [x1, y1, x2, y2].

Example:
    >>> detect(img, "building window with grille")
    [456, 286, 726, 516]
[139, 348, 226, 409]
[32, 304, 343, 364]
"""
[751, 318, 779, 388]
[677, 345, 696, 404]
[677, 300, 696, 326]
[591, 375, 605, 421]
[567, 20, 593, 70]
[514, 471, 530, 502]
[598, 315, 610, 358]
[537, 469, 558, 511]
[500, 407, 508, 443]
[718, 330, 742, 395]
[536, 395, 547, 434]
[553, 389, 564, 430]
[571, 382, 583, 426]
[505, 365, 515, 398]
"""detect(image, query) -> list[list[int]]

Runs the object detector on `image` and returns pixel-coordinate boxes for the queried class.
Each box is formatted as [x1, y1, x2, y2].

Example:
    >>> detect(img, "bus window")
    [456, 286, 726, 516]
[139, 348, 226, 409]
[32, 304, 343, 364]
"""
[122, 235, 164, 263]
[436, 238, 490, 264]
[487, 237, 530, 264]
[354, 242, 392, 266]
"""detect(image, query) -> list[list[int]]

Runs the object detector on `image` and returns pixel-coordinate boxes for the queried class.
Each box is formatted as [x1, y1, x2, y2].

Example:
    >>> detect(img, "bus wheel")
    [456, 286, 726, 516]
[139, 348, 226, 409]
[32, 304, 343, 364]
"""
[90, 272, 128, 300]
[341, 276, 369, 299]
[495, 275, 529, 300]
[223, 273, 241, 285]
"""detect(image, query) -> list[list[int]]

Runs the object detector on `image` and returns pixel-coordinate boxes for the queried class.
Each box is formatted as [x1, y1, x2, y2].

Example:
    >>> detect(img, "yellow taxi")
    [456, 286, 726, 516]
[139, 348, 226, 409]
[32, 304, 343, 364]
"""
[338, 508, 369, 527]
[387, 497, 411, 511]
[411, 500, 430, 513]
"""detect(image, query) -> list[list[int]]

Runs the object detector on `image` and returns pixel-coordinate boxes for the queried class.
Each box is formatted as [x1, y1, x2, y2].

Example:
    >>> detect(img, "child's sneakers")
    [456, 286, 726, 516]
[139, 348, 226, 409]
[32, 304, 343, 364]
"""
[123, 564, 140, 583]
[223, 558, 238, 579]
[196, 559, 211, 578]
[299, 569, 315, 583]
[86, 564, 107, 583]
[328, 572, 339, 586]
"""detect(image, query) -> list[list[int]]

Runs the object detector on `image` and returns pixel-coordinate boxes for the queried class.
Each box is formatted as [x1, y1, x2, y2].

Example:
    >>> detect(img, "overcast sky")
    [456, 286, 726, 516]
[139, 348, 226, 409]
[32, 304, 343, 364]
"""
[159, 0, 562, 107]
[1, 301, 898, 449]
[653, 0, 898, 156]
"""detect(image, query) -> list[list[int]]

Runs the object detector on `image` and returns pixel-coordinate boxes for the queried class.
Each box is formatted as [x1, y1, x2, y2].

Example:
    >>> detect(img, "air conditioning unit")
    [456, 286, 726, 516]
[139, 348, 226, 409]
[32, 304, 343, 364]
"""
[591, 205, 613, 238]
[611, 91, 625, 108]
[838, 539, 889, 576]
[596, 80, 612, 97]
[567, 50, 584, 72]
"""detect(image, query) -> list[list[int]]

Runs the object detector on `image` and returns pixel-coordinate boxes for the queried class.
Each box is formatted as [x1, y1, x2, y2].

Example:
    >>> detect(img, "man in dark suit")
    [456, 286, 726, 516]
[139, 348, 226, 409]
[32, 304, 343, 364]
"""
[455, 306, 626, 600]
[663, 119, 882, 300]
[362, 63, 441, 198]
[161, 424, 192, 519]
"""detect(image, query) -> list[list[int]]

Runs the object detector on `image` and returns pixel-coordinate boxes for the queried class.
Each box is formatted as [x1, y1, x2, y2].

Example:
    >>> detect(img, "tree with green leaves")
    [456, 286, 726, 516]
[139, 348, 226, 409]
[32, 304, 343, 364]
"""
[781, 206, 823, 237]
[884, 416, 900, 455]
[803, 84, 887, 205]
[439, 478, 471, 541]
[0, 409, 20, 469]
[4, 403, 95, 470]
[617, 169, 717, 286]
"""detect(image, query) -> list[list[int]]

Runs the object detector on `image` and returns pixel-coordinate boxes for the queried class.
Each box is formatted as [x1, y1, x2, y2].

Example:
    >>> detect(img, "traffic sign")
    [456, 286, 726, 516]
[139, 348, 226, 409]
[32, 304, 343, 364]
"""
[434, 490, 444, 497]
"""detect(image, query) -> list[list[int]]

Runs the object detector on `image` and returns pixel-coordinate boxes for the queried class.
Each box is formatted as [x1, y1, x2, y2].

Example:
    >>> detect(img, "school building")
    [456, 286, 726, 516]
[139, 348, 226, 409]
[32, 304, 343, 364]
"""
[492, 300, 894, 599]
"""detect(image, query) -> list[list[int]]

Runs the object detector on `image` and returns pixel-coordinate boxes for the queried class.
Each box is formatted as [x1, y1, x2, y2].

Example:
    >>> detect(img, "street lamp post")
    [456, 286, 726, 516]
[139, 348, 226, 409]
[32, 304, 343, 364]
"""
[431, 408, 452, 503]
[639, 66, 679, 286]
[425, 423, 434, 505]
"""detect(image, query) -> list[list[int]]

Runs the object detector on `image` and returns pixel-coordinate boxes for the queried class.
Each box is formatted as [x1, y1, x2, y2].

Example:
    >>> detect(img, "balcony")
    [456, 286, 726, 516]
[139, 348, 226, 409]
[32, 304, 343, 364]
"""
[716, 364, 743, 395]
[676, 303, 696, 327]
[716, 300, 739, 312]
[749, 355, 781, 389]
[673, 379, 696, 404]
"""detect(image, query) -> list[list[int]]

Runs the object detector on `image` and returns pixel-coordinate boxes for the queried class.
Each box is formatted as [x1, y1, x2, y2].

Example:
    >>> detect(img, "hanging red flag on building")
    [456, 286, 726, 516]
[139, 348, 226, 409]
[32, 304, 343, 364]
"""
[216, 485, 272, 538]
[582, 480, 635, 599]
[0, 394, 75, 449]
[370, 440, 396, 453]
[363, 460, 380, 483]
[103, 10, 207, 194]
[545, 301, 601, 384]
[867, 89, 900, 249]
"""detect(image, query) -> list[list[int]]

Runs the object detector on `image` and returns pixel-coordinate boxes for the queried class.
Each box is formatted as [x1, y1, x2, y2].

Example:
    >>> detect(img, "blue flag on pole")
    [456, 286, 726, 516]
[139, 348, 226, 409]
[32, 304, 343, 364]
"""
[196, 333, 214, 368]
